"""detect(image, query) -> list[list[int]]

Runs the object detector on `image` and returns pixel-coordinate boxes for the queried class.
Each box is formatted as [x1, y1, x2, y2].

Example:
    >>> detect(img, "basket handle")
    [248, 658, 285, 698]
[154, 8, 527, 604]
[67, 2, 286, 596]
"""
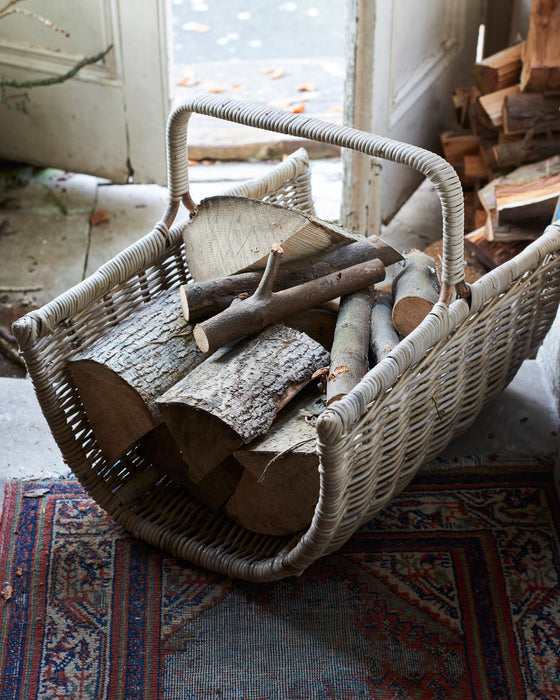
[165, 96, 467, 304]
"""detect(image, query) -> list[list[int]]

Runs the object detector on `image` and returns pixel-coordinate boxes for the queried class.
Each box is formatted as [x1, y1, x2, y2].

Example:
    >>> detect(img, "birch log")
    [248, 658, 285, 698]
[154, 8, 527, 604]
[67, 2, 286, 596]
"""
[326, 288, 374, 405]
[228, 393, 324, 535]
[391, 252, 440, 337]
[68, 289, 205, 464]
[179, 235, 403, 322]
[370, 287, 400, 364]
[156, 324, 329, 482]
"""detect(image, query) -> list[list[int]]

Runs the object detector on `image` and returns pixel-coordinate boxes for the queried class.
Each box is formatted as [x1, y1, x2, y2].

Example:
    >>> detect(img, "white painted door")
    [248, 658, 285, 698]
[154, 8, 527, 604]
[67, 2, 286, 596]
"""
[343, 0, 483, 232]
[0, 0, 171, 184]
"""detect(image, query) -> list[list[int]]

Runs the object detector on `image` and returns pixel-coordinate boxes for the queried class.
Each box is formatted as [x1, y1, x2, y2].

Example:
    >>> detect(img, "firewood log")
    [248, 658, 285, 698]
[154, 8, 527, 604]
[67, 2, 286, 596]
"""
[138, 424, 243, 512]
[192, 245, 385, 355]
[179, 236, 403, 322]
[68, 288, 205, 464]
[369, 287, 401, 364]
[228, 393, 324, 535]
[326, 288, 374, 405]
[182, 195, 363, 282]
[520, 0, 560, 93]
[474, 43, 523, 94]
[156, 324, 329, 482]
[391, 251, 440, 336]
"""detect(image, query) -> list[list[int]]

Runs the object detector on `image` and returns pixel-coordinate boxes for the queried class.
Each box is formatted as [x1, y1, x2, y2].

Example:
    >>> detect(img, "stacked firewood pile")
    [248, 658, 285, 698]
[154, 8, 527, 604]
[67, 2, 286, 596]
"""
[68, 196, 447, 537]
[435, 0, 560, 272]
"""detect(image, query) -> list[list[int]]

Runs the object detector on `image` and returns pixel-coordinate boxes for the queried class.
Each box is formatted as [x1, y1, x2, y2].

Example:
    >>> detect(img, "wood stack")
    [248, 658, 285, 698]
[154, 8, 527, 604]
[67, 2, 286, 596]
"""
[67, 195, 445, 537]
[438, 0, 560, 269]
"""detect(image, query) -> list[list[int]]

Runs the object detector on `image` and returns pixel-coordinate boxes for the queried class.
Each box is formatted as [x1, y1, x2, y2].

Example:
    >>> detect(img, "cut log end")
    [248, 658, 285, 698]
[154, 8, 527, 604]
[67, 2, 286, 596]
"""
[392, 297, 433, 337]
[193, 324, 210, 353]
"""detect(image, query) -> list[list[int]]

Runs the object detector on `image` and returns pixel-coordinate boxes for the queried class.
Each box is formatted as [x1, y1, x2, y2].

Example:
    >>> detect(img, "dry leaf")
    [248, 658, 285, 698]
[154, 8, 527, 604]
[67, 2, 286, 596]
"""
[177, 78, 198, 87]
[287, 104, 305, 114]
[89, 210, 110, 227]
[296, 82, 317, 92]
[1, 584, 12, 601]
[326, 105, 343, 114]
[183, 22, 211, 32]
[231, 83, 245, 90]
[24, 487, 50, 498]
[270, 68, 285, 80]
[259, 67, 274, 75]
[207, 84, 226, 94]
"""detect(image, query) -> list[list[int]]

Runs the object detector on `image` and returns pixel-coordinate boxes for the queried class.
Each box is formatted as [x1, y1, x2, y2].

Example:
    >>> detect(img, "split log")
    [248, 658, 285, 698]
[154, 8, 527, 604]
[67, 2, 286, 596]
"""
[138, 424, 243, 512]
[228, 393, 325, 535]
[465, 228, 530, 270]
[369, 287, 400, 364]
[502, 93, 560, 135]
[182, 195, 362, 282]
[326, 288, 374, 405]
[495, 173, 560, 226]
[156, 324, 329, 481]
[179, 236, 403, 322]
[478, 85, 520, 128]
[520, 0, 560, 93]
[391, 252, 440, 337]
[68, 288, 205, 464]
[440, 131, 481, 164]
[474, 43, 523, 94]
[193, 246, 386, 355]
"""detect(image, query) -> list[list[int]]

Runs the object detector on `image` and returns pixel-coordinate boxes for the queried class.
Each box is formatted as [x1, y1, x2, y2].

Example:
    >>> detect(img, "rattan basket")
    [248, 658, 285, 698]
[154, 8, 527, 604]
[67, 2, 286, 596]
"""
[13, 97, 560, 582]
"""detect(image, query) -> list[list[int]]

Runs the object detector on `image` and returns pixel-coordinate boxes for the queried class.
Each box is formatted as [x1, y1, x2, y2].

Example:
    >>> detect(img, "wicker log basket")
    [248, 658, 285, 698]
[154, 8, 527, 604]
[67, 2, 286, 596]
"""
[13, 97, 560, 582]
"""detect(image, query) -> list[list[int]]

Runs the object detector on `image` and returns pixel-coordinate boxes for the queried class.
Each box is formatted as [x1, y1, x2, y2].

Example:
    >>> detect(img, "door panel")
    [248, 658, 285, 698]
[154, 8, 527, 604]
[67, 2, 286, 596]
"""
[343, 0, 482, 232]
[0, 0, 170, 184]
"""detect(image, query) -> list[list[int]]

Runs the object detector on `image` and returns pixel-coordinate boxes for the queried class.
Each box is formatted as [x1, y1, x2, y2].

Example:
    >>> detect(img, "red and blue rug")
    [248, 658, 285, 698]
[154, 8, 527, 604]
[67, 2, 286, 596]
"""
[1, 466, 560, 699]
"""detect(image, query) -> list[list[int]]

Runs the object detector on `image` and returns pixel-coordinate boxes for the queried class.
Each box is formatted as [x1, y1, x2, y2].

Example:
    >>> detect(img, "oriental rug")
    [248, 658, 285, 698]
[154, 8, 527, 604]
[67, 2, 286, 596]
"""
[1, 466, 560, 700]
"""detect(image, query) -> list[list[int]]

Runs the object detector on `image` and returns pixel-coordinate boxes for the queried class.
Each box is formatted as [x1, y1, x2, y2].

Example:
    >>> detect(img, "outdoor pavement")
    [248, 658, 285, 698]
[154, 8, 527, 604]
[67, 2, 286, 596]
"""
[1, 158, 559, 515]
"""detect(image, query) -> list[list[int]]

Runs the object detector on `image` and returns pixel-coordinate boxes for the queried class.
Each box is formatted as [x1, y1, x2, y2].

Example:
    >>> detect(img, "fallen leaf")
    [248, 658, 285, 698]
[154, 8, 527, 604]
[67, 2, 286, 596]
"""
[180, 66, 197, 80]
[259, 67, 274, 75]
[24, 487, 50, 498]
[15, 568, 23, 577]
[287, 104, 305, 114]
[296, 82, 317, 92]
[1, 584, 12, 601]
[326, 105, 343, 114]
[89, 209, 110, 227]
[182, 22, 211, 32]
[231, 83, 245, 90]
[177, 78, 198, 87]
[270, 68, 285, 80]
[207, 84, 226, 94]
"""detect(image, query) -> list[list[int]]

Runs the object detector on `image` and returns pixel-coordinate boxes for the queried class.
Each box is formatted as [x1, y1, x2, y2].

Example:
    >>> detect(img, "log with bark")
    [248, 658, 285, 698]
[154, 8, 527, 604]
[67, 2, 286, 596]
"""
[192, 245, 386, 354]
[391, 252, 440, 337]
[179, 236, 403, 322]
[227, 393, 325, 535]
[486, 133, 560, 170]
[502, 93, 560, 135]
[369, 287, 401, 364]
[326, 288, 374, 405]
[68, 288, 205, 464]
[156, 323, 330, 482]
[182, 195, 363, 282]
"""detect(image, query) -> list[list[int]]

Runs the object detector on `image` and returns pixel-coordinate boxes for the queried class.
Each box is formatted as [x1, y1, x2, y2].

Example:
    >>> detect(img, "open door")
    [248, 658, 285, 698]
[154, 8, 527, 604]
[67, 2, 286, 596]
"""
[342, 0, 483, 234]
[0, 0, 171, 184]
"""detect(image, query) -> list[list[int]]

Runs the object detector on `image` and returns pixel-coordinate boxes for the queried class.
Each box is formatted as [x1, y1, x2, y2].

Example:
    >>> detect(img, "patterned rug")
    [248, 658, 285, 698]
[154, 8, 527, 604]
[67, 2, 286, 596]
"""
[1, 466, 560, 700]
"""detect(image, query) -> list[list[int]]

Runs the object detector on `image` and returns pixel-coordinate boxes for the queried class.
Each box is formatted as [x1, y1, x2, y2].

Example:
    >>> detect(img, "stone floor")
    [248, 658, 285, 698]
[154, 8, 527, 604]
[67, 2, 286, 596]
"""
[1, 157, 559, 513]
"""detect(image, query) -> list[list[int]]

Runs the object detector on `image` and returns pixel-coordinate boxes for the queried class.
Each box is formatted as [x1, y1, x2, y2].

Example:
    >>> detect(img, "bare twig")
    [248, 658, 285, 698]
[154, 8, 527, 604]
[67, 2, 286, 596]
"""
[0, 44, 113, 90]
[0, 7, 70, 35]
